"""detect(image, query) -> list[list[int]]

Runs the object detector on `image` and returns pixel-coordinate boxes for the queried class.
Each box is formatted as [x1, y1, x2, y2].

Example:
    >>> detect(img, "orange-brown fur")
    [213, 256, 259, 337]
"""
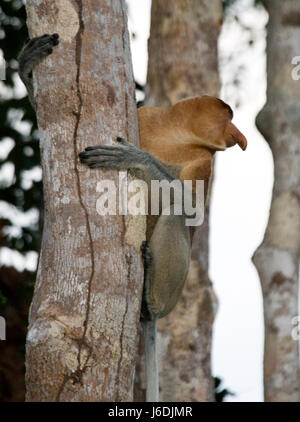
[137, 96, 247, 242]
[138, 95, 247, 196]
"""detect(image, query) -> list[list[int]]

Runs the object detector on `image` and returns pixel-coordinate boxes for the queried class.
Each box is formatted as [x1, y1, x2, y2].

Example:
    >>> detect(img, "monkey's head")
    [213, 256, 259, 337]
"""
[174, 96, 247, 152]
[214, 97, 247, 151]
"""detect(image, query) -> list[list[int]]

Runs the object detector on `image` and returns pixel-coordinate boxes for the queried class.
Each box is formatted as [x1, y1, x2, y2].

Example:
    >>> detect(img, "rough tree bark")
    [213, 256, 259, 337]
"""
[252, 0, 300, 402]
[134, 0, 222, 402]
[25, 0, 145, 401]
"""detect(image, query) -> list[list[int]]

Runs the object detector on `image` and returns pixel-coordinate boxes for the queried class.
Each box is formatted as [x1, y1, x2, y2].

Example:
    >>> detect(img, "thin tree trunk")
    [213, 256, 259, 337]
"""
[25, 0, 145, 402]
[252, 0, 300, 402]
[134, 0, 222, 402]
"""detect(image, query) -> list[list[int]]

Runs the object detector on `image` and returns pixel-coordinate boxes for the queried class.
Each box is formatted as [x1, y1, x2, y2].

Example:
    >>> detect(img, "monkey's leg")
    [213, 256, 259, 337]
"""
[18, 33, 60, 107]
[144, 210, 191, 320]
[141, 211, 190, 402]
[80, 139, 190, 316]
[80, 138, 190, 402]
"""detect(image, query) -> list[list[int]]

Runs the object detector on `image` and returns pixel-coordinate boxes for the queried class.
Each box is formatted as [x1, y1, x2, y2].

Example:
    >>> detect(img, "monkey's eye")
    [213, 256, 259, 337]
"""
[217, 98, 234, 119]
[227, 106, 233, 119]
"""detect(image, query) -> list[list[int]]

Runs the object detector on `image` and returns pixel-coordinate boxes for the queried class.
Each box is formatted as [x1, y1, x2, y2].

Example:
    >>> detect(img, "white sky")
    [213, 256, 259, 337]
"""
[0, 0, 276, 402]
[126, 0, 270, 401]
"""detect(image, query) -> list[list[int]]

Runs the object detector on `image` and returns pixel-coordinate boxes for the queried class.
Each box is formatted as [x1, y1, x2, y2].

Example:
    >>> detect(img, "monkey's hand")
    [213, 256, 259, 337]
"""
[18, 33, 60, 107]
[79, 137, 151, 171]
[79, 137, 174, 185]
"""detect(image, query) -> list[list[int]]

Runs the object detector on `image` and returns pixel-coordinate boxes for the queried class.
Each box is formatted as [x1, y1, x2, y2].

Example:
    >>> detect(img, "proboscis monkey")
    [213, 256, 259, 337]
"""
[18, 34, 247, 402]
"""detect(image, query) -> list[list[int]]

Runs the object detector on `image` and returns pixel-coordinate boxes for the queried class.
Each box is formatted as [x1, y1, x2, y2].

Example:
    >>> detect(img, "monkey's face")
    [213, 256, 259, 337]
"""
[189, 96, 247, 152]
[209, 97, 247, 151]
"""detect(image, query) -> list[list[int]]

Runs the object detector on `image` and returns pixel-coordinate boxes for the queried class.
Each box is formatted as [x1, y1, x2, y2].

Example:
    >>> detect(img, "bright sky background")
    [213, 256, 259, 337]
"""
[0, 0, 276, 402]
[127, 0, 271, 401]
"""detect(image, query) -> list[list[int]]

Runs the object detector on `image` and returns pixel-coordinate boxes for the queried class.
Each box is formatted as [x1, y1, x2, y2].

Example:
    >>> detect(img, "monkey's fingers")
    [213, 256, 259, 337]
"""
[79, 140, 141, 170]
[84, 145, 103, 151]
[84, 145, 125, 153]
[25, 33, 59, 49]
[81, 157, 124, 169]
[79, 147, 124, 169]
[116, 136, 131, 147]
[84, 137, 131, 151]
[19, 34, 60, 77]
[79, 148, 125, 164]
[79, 153, 121, 162]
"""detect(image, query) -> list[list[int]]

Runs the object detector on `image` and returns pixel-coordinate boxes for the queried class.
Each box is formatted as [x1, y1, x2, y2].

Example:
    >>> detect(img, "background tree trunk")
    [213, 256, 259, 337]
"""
[252, 0, 300, 402]
[25, 0, 145, 402]
[134, 0, 222, 402]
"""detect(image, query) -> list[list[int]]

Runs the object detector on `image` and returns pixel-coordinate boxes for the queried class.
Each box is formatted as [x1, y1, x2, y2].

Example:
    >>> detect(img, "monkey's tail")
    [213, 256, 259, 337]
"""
[142, 318, 159, 402]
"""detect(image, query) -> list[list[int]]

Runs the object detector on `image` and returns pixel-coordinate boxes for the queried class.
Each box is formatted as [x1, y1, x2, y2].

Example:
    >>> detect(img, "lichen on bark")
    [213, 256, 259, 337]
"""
[25, 0, 145, 402]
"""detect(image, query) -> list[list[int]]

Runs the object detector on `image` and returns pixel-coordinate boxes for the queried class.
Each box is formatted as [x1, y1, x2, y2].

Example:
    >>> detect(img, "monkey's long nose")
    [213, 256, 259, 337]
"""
[230, 122, 247, 151]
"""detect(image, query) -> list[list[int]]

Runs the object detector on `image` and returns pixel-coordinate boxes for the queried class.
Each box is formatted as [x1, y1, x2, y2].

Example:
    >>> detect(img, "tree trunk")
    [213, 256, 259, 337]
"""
[25, 0, 145, 402]
[134, 0, 222, 402]
[252, 0, 300, 402]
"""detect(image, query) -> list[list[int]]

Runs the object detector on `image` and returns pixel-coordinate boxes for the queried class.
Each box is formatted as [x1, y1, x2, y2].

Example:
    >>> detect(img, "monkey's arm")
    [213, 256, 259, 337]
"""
[79, 136, 176, 187]
[79, 137, 191, 320]
[18, 34, 59, 108]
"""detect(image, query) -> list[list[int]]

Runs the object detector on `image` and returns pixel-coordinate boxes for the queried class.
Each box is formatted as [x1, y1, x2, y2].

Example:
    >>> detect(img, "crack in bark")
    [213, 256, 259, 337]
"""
[56, 0, 95, 401]
[57, 1, 138, 401]
[120, 0, 129, 141]
[56, 374, 71, 401]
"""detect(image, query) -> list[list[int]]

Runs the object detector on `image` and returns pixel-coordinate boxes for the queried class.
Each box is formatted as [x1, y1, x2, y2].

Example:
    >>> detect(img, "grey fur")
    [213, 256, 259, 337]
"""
[18, 35, 192, 402]
[18, 33, 59, 107]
